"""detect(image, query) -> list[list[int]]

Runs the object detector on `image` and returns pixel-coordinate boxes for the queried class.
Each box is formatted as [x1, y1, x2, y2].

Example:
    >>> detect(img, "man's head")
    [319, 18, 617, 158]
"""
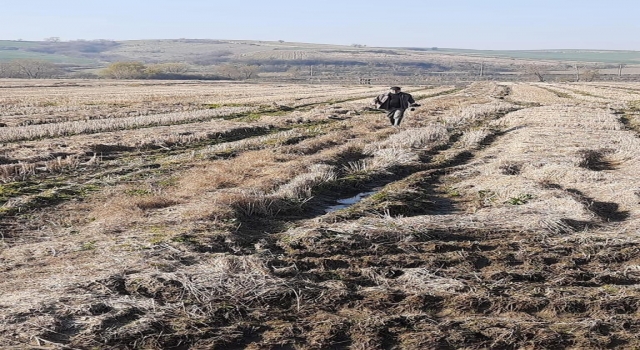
[390, 86, 401, 94]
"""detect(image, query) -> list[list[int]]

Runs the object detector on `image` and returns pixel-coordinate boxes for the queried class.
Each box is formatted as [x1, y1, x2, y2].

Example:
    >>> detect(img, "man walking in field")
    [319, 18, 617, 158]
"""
[373, 86, 420, 126]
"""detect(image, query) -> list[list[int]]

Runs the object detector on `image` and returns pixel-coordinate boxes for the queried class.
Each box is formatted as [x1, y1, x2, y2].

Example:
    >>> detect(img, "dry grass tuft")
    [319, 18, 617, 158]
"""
[274, 164, 337, 200]
[217, 189, 281, 217]
[370, 148, 421, 169]
[0, 163, 36, 182]
[366, 124, 448, 151]
[442, 102, 516, 129]
[458, 127, 494, 149]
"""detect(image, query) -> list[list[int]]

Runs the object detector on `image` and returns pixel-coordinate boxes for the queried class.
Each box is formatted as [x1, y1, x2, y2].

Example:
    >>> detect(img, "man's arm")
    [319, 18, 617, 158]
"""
[406, 93, 420, 107]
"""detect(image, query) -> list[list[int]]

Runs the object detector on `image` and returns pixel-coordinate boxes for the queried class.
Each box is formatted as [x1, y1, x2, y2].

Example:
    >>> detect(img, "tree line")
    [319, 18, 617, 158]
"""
[0, 59, 261, 80]
[0, 59, 61, 78]
[0, 58, 620, 82]
[100, 61, 260, 80]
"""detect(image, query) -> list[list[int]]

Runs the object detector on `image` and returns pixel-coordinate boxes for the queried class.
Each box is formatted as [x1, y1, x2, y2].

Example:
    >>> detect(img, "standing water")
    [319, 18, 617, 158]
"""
[324, 190, 379, 213]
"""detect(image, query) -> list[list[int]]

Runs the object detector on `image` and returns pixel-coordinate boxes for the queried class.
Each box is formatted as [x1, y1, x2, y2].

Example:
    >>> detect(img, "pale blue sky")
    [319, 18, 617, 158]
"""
[2, 0, 638, 50]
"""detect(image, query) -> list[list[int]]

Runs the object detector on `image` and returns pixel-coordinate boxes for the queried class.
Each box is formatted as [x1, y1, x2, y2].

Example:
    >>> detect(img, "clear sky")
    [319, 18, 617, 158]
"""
[2, 0, 639, 50]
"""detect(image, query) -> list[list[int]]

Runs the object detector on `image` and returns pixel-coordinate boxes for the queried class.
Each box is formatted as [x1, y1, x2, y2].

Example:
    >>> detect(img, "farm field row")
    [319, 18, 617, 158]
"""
[1, 80, 640, 349]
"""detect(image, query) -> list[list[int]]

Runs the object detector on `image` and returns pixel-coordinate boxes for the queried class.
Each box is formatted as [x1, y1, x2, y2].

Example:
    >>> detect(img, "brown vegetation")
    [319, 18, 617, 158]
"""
[2, 79, 640, 349]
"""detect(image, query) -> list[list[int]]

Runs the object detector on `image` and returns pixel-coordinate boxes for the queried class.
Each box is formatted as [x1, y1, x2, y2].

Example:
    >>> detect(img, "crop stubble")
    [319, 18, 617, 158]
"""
[1, 80, 640, 349]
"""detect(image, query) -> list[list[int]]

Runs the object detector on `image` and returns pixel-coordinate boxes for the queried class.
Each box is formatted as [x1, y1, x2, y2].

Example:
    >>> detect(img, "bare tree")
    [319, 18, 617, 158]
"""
[11, 59, 60, 78]
[286, 66, 303, 78]
[215, 64, 240, 79]
[158, 62, 190, 74]
[238, 64, 260, 79]
[582, 68, 600, 82]
[215, 64, 259, 80]
[524, 64, 547, 82]
[145, 62, 190, 77]
[0, 62, 11, 78]
[44, 37, 61, 42]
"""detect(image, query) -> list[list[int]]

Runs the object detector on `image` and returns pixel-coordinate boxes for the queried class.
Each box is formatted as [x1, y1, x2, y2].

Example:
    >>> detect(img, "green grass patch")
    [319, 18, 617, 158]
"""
[0, 182, 23, 202]
[157, 177, 179, 188]
[0, 49, 97, 64]
[235, 112, 263, 122]
[0, 181, 66, 203]
[0, 182, 100, 217]
[125, 188, 153, 196]
[476, 190, 497, 206]
[443, 186, 461, 197]
[506, 193, 534, 205]
[368, 191, 390, 202]
[171, 234, 199, 244]
[80, 241, 97, 251]
[0, 40, 41, 48]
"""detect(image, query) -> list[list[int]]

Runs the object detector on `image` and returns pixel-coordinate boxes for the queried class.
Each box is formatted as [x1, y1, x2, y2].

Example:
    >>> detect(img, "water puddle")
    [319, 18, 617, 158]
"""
[324, 190, 379, 213]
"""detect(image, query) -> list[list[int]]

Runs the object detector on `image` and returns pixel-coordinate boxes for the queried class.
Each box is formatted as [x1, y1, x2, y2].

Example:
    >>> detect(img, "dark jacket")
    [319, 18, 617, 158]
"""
[373, 92, 416, 110]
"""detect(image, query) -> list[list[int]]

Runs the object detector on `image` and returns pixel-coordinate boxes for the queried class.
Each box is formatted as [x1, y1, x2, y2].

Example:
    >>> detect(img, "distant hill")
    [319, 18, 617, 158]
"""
[3, 39, 639, 65]
[1, 39, 639, 82]
[426, 48, 640, 64]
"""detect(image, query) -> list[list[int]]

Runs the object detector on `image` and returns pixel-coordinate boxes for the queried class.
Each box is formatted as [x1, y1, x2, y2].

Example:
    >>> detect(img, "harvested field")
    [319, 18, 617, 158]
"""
[1, 79, 640, 349]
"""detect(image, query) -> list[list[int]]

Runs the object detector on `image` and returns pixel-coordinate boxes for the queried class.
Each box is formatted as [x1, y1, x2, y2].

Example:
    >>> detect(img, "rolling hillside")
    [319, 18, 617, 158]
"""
[2, 39, 640, 81]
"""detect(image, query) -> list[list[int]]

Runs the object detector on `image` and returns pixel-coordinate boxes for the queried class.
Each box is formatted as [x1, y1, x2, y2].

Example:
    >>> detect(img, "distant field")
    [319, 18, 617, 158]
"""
[0, 40, 41, 48]
[0, 40, 98, 64]
[0, 49, 96, 64]
[2, 79, 640, 348]
[431, 48, 640, 64]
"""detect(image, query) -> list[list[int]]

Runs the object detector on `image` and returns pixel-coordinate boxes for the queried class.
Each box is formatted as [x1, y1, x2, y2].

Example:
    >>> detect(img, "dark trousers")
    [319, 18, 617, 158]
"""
[386, 108, 406, 126]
